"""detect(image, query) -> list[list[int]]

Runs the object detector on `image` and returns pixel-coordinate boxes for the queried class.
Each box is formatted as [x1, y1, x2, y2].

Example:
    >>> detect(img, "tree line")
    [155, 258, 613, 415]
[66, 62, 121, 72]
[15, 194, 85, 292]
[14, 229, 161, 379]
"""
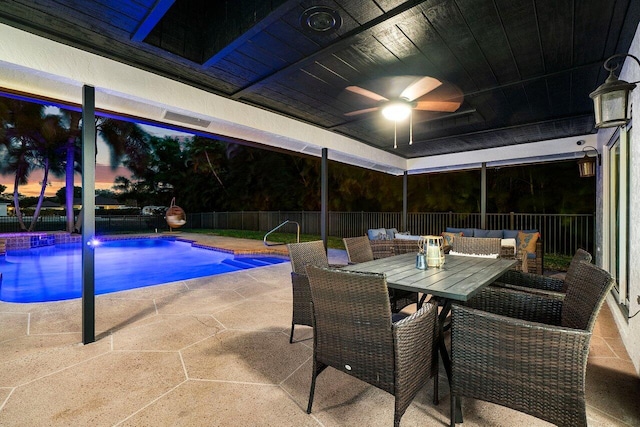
[0, 95, 595, 232]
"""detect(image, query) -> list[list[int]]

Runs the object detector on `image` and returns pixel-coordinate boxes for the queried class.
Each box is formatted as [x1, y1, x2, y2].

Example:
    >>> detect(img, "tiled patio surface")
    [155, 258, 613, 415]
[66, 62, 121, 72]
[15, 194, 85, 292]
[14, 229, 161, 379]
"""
[0, 233, 638, 426]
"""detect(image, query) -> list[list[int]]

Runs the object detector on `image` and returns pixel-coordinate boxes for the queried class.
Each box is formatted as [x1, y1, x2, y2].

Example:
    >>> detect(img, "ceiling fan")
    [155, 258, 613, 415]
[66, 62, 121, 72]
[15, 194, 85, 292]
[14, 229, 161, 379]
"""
[344, 76, 464, 148]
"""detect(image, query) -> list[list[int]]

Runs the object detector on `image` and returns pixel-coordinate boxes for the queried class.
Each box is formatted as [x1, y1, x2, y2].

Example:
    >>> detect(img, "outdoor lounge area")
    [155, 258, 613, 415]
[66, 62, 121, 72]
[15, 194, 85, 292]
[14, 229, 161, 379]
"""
[0, 234, 638, 426]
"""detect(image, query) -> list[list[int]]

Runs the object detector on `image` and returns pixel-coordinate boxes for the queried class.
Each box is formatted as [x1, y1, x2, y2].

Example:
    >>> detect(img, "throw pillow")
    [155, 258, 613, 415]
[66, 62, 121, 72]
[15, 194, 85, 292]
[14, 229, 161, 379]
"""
[517, 231, 539, 255]
[367, 228, 387, 240]
[385, 228, 398, 239]
[441, 231, 462, 247]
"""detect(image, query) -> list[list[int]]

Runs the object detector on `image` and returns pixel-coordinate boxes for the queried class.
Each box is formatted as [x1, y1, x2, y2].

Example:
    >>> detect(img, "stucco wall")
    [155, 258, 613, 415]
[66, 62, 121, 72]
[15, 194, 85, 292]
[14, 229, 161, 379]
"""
[597, 22, 640, 375]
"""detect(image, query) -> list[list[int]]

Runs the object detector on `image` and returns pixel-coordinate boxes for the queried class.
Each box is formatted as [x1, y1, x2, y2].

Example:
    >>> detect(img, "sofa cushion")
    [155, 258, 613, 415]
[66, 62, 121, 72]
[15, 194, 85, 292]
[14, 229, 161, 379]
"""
[486, 229, 504, 238]
[441, 231, 462, 247]
[472, 228, 489, 237]
[503, 229, 519, 239]
[501, 238, 517, 250]
[367, 228, 388, 240]
[395, 233, 422, 241]
[517, 231, 539, 256]
[385, 228, 398, 239]
[446, 227, 474, 237]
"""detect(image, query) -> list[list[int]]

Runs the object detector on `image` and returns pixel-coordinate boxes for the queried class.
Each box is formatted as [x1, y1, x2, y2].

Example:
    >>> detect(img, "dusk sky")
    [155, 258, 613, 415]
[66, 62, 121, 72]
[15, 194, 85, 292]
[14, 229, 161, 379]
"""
[0, 122, 192, 198]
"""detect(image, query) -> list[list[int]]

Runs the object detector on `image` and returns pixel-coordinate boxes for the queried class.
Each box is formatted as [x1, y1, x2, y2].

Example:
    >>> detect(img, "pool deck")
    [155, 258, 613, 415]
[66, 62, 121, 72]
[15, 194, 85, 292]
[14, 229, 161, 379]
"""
[0, 233, 638, 426]
[172, 232, 290, 256]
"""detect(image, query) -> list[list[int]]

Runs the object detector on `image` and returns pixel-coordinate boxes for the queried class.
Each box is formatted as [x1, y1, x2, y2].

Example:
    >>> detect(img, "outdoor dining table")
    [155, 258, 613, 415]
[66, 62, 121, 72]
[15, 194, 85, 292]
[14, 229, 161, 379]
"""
[342, 252, 516, 421]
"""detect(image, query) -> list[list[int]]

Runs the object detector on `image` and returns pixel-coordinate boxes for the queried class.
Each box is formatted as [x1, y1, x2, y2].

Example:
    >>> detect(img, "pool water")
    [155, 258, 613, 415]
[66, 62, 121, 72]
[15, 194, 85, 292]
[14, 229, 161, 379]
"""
[0, 239, 287, 303]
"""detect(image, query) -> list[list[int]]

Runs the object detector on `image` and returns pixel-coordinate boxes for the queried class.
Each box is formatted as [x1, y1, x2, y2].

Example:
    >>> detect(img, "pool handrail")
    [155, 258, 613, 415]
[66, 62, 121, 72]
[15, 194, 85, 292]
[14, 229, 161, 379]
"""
[263, 220, 300, 246]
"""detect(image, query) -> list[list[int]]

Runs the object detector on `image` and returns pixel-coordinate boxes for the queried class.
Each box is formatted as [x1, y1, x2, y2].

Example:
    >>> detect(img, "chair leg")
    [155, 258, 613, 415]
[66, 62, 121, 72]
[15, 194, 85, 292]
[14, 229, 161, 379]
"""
[433, 366, 439, 405]
[306, 366, 318, 414]
[289, 323, 295, 344]
[418, 294, 427, 308]
[450, 395, 456, 427]
[393, 412, 401, 427]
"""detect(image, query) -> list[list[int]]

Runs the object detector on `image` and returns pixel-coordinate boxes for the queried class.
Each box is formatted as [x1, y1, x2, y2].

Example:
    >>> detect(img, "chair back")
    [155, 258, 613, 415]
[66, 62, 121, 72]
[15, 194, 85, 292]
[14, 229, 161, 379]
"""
[394, 239, 420, 255]
[343, 236, 374, 263]
[287, 241, 328, 274]
[306, 266, 395, 392]
[562, 249, 593, 292]
[561, 261, 613, 331]
[452, 236, 502, 255]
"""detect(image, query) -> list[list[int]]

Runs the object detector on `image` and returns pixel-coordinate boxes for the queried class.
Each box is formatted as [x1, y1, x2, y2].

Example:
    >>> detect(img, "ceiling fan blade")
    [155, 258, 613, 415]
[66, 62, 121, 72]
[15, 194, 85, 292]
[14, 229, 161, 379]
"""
[414, 101, 462, 112]
[400, 76, 442, 101]
[344, 107, 381, 116]
[345, 86, 388, 102]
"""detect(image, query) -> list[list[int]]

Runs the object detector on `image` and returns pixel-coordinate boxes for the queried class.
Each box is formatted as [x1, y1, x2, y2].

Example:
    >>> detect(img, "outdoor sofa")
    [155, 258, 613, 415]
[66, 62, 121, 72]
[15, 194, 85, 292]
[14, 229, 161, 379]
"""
[366, 228, 423, 259]
[366, 227, 543, 274]
[443, 227, 543, 275]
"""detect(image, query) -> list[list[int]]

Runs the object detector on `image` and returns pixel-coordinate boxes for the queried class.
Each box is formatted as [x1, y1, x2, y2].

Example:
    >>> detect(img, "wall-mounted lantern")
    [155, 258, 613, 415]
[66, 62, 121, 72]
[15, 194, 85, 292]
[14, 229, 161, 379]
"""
[589, 54, 640, 129]
[577, 145, 601, 178]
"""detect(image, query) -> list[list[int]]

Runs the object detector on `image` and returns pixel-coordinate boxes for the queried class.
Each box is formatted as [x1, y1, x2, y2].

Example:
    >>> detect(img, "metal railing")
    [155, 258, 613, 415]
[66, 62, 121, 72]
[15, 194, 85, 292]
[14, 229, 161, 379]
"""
[0, 211, 594, 256]
[263, 220, 300, 246]
[185, 211, 594, 256]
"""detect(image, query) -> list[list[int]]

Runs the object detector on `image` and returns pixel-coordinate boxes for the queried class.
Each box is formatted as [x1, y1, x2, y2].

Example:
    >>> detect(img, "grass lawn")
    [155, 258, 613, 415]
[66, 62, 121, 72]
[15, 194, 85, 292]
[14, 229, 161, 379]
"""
[543, 253, 572, 272]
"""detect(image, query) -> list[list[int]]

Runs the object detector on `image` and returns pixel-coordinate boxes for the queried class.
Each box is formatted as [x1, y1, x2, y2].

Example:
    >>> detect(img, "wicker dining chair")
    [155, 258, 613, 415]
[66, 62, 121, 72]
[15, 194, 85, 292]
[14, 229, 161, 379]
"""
[343, 236, 377, 263]
[305, 266, 439, 427]
[394, 239, 421, 255]
[450, 261, 613, 427]
[286, 241, 332, 343]
[494, 248, 592, 294]
[343, 236, 419, 313]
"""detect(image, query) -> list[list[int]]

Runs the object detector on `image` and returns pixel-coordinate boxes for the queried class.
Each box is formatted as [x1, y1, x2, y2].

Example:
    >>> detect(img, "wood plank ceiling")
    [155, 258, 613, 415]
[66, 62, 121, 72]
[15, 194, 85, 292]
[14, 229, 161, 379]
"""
[0, 0, 638, 159]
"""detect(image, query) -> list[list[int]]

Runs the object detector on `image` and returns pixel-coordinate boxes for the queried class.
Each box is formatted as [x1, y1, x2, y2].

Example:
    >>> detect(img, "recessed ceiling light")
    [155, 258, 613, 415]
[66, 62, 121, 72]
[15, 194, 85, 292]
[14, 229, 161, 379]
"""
[300, 6, 342, 33]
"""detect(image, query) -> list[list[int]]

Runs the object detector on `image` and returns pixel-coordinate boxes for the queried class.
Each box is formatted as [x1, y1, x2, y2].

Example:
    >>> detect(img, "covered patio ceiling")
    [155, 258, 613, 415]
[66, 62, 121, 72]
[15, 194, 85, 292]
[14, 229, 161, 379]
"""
[0, 0, 638, 174]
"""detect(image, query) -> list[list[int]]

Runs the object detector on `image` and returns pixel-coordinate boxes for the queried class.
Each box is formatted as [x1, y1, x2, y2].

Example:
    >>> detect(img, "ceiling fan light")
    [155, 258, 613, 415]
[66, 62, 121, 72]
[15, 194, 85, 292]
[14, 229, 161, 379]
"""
[381, 102, 411, 121]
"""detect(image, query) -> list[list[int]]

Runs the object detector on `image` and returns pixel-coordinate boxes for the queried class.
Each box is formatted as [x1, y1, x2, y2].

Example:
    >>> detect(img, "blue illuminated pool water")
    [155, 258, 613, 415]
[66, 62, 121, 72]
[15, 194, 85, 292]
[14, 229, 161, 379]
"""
[0, 239, 287, 303]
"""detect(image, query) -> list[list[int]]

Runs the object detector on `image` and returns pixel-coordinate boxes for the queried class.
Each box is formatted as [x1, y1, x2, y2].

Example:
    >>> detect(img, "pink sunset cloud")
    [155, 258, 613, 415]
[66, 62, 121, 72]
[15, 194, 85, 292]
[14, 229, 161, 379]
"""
[0, 164, 132, 198]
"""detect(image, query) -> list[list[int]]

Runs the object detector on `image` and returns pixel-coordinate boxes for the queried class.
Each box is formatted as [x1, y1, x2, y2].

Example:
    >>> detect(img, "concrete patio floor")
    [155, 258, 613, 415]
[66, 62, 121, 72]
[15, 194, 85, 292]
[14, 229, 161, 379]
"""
[0, 233, 638, 426]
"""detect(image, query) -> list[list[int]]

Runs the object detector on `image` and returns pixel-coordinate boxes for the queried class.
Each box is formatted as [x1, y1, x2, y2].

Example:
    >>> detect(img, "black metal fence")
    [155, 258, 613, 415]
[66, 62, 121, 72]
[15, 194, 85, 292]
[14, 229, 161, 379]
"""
[184, 211, 594, 256]
[0, 211, 594, 256]
[0, 215, 167, 234]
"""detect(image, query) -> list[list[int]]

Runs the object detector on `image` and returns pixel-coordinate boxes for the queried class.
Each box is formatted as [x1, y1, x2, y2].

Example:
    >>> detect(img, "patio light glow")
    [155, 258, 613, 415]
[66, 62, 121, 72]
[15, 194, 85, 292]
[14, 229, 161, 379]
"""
[381, 101, 412, 121]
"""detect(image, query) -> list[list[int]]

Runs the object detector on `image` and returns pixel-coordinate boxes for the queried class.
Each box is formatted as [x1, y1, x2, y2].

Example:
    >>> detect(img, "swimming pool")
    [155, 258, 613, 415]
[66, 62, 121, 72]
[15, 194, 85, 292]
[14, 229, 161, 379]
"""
[0, 238, 287, 303]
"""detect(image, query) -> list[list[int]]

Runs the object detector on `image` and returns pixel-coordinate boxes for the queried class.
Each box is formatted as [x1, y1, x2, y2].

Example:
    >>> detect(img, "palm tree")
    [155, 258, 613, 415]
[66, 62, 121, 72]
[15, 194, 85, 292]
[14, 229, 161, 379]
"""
[56, 112, 149, 232]
[59, 110, 82, 232]
[96, 118, 150, 176]
[27, 113, 67, 231]
[0, 99, 51, 231]
[4, 139, 32, 231]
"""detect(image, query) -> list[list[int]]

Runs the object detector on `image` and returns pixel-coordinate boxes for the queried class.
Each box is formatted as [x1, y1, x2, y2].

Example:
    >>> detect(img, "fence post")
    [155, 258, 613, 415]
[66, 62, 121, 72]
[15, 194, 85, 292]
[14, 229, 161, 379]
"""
[510, 212, 515, 230]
